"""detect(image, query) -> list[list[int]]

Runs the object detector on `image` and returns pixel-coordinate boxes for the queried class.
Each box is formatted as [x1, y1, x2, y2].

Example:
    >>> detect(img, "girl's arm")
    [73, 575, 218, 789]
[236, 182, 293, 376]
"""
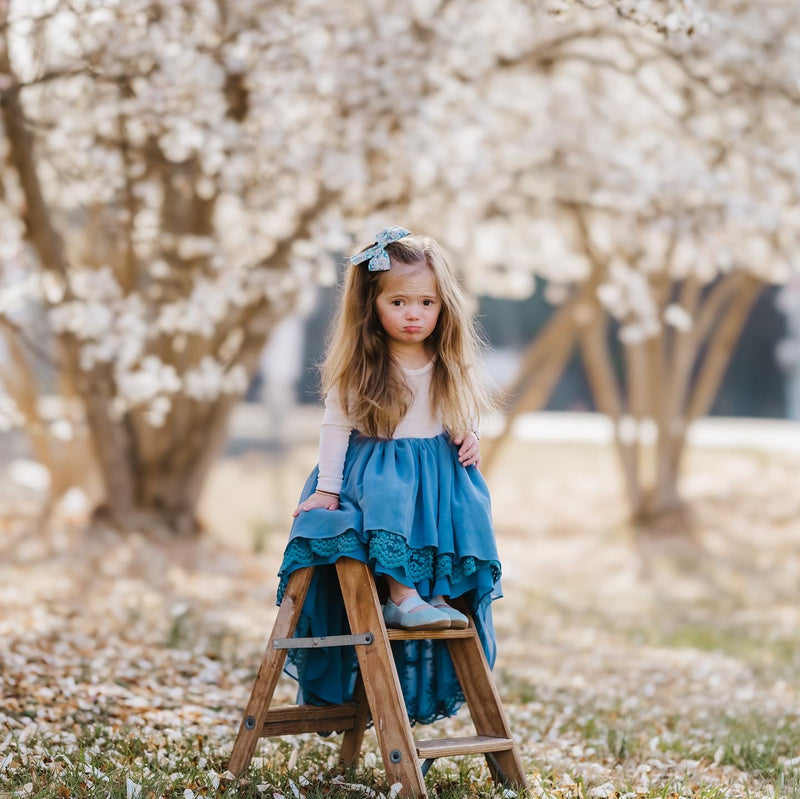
[293, 388, 351, 515]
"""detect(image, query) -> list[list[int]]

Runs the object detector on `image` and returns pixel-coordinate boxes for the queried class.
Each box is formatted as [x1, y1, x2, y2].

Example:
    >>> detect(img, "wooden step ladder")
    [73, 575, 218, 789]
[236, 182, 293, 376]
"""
[228, 557, 526, 797]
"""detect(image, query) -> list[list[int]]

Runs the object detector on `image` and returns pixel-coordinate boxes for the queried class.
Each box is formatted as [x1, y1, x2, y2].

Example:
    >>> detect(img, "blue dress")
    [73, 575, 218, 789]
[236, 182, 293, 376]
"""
[277, 431, 502, 725]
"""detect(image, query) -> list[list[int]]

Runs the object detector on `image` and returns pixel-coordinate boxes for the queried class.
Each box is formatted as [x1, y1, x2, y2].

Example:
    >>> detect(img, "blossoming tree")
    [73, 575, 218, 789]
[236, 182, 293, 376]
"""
[479, 0, 800, 521]
[1, 0, 794, 533]
[0, 0, 590, 532]
[0, 0, 452, 532]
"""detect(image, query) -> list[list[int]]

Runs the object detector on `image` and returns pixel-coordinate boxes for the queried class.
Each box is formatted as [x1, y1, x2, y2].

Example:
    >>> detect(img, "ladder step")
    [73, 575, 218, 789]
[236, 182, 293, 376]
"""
[415, 735, 515, 759]
[261, 703, 359, 736]
[386, 628, 475, 641]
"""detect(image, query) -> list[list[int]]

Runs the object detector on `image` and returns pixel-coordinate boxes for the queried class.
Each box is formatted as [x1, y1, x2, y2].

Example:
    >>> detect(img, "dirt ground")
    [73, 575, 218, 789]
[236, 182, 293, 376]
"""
[3, 434, 800, 796]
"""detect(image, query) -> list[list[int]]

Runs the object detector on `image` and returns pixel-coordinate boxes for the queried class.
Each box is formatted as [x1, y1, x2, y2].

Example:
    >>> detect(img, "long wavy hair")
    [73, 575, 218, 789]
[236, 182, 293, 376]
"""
[322, 234, 496, 439]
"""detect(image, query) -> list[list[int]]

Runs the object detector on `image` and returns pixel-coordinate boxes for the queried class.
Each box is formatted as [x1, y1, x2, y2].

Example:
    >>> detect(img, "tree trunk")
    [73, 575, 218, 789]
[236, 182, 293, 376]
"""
[664, 273, 763, 490]
[1, 34, 321, 535]
[1, 36, 141, 523]
[482, 274, 606, 470]
[504, 266, 765, 528]
[641, 273, 763, 522]
[481, 293, 579, 470]
[579, 303, 643, 514]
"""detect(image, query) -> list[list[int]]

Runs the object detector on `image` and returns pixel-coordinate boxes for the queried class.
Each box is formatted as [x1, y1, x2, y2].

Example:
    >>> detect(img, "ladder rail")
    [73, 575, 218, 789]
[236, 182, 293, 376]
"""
[335, 558, 427, 797]
[227, 567, 314, 776]
[445, 622, 527, 788]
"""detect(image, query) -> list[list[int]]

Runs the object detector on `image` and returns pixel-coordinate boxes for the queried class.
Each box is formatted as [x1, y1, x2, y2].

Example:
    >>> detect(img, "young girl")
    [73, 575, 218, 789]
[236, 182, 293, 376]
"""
[277, 227, 502, 725]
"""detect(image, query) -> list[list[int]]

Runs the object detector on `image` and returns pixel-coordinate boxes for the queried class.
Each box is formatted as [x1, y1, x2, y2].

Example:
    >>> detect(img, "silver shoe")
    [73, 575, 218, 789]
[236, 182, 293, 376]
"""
[432, 603, 469, 629]
[383, 598, 451, 630]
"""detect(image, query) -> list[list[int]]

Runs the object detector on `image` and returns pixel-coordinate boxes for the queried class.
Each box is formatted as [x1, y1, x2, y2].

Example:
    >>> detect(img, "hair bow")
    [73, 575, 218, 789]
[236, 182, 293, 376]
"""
[349, 226, 411, 271]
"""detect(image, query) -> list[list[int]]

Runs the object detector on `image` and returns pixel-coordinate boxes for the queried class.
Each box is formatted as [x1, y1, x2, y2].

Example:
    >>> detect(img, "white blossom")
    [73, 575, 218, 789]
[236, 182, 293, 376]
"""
[69, 267, 122, 303]
[183, 357, 247, 402]
[0, 393, 26, 432]
[1, 0, 798, 436]
[115, 357, 181, 406]
[663, 304, 693, 332]
[49, 420, 75, 442]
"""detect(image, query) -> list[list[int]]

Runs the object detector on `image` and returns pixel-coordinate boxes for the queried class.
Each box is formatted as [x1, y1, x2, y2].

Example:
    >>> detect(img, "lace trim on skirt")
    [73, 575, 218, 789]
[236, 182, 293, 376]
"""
[277, 528, 501, 604]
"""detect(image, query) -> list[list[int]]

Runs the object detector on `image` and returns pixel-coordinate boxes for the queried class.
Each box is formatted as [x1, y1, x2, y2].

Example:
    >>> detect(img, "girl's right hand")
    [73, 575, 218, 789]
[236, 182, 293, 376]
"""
[292, 491, 340, 517]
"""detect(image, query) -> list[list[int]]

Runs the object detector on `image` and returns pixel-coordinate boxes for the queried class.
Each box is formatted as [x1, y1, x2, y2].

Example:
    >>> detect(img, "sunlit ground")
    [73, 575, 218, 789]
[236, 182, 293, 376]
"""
[2, 434, 800, 797]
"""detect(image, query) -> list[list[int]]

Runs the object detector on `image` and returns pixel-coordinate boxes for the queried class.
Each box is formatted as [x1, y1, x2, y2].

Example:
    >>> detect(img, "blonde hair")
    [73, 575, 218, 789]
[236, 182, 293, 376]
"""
[322, 234, 496, 439]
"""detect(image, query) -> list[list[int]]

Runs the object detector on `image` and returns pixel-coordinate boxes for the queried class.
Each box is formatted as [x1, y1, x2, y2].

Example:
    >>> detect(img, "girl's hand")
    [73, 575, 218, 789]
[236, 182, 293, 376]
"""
[292, 491, 340, 517]
[453, 432, 480, 468]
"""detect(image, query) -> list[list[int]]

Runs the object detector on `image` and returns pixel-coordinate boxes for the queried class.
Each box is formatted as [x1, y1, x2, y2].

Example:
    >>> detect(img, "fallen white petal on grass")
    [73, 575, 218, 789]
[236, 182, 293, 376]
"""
[84, 762, 109, 782]
[589, 782, 616, 798]
[4, 444, 800, 799]
[333, 783, 377, 797]
[17, 727, 36, 745]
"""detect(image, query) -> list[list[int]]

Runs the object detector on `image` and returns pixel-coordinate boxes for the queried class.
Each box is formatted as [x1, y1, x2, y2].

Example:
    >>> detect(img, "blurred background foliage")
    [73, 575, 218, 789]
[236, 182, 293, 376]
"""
[0, 0, 799, 534]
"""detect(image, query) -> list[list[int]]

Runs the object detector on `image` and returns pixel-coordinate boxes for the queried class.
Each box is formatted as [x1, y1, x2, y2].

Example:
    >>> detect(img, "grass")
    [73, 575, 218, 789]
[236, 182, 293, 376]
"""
[624, 622, 800, 676]
[9, 704, 799, 799]
[2, 658, 798, 799]
[5, 439, 800, 798]
[494, 664, 800, 793]
[711, 714, 800, 778]
[0, 727, 517, 798]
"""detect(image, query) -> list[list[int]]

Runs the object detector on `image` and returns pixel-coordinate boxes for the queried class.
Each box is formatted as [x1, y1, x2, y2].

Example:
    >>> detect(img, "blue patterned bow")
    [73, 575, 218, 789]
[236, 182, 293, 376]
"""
[349, 226, 411, 271]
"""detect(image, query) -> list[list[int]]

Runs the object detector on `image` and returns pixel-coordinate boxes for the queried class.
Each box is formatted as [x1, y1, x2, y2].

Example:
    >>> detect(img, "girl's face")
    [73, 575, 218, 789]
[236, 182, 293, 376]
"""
[374, 260, 441, 355]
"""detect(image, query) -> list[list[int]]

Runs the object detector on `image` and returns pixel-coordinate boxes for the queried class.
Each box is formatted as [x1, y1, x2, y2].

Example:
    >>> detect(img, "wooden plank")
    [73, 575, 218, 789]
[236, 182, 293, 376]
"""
[227, 567, 314, 776]
[446, 620, 528, 789]
[339, 675, 369, 766]
[336, 558, 427, 798]
[261, 703, 358, 736]
[386, 628, 474, 641]
[415, 736, 513, 759]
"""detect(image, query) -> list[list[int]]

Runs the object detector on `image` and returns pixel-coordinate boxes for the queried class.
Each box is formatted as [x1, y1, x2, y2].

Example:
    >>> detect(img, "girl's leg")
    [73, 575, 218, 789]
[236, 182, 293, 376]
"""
[384, 574, 430, 610]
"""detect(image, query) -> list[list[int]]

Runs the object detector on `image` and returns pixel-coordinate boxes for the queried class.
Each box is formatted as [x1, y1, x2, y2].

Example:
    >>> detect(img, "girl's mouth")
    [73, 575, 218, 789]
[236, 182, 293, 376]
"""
[403, 326, 422, 333]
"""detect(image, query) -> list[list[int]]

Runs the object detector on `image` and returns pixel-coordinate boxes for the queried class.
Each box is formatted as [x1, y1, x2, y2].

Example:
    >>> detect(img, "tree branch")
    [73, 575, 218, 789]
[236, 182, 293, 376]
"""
[686, 274, 762, 423]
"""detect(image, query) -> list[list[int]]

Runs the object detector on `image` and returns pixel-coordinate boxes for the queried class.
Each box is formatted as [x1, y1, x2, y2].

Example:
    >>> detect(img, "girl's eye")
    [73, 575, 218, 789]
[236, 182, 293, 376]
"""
[392, 300, 403, 306]
[422, 299, 434, 306]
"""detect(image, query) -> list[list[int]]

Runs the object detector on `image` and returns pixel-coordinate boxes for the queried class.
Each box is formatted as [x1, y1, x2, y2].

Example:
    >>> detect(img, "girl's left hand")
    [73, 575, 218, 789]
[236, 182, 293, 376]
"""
[453, 432, 480, 468]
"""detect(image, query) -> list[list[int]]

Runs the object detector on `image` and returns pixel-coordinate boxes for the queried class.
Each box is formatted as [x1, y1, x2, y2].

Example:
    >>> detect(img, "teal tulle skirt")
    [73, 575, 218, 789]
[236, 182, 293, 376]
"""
[277, 432, 502, 725]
